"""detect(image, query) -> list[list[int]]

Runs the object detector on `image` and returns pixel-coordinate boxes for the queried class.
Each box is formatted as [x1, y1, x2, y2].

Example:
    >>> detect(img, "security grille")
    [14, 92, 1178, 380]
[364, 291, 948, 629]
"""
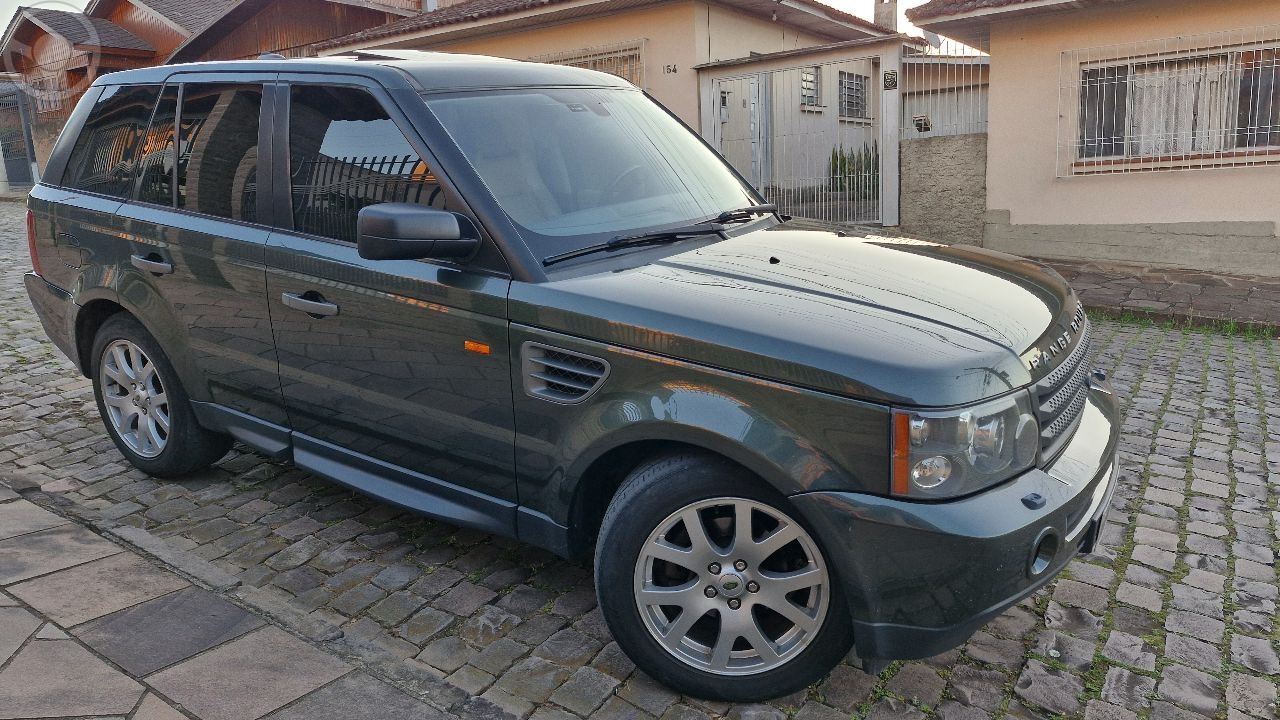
[899, 37, 989, 139]
[1059, 25, 1280, 175]
[712, 57, 881, 225]
[527, 40, 645, 88]
[838, 72, 869, 119]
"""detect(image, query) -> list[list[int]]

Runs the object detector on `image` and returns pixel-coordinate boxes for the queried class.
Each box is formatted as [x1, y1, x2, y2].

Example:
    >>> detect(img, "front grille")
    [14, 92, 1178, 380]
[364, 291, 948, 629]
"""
[1034, 317, 1094, 461]
[522, 343, 609, 404]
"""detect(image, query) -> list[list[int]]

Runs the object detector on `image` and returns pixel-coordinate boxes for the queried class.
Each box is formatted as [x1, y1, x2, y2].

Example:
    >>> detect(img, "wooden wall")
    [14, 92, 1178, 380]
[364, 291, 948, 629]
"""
[106, 1, 187, 57]
[188, 0, 402, 60]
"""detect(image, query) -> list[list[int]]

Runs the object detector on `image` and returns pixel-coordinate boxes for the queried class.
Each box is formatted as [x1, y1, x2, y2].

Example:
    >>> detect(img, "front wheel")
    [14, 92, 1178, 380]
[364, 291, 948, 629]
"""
[91, 314, 232, 477]
[595, 453, 853, 700]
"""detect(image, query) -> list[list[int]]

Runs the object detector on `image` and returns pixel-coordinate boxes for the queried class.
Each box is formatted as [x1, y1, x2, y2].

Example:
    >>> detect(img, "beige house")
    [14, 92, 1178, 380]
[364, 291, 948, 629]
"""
[314, 0, 894, 126]
[909, 0, 1280, 276]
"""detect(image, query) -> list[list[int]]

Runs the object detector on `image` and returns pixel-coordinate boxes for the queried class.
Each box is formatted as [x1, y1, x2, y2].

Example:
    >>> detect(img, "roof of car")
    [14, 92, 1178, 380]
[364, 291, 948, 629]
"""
[93, 50, 636, 92]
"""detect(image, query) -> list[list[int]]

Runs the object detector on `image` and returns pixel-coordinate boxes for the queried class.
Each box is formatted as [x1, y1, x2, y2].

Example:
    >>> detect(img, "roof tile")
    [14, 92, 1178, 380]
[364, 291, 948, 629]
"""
[25, 7, 155, 51]
[317, 0, 890, 51]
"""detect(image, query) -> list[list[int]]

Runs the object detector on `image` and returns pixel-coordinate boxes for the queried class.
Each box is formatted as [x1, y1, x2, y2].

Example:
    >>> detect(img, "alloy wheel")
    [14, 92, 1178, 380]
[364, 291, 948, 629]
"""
[633, 497, 829, 676]
[100, 339, 170, 458]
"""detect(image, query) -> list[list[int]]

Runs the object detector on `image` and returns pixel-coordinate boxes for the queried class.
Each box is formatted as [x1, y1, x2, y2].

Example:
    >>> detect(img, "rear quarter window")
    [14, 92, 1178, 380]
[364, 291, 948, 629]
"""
[62, 84, 161, 199]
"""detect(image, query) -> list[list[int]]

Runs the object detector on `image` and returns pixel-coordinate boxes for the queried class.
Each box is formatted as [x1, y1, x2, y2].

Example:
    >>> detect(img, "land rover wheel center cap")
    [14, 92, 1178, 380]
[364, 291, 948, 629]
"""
[718, 571, 747, 598]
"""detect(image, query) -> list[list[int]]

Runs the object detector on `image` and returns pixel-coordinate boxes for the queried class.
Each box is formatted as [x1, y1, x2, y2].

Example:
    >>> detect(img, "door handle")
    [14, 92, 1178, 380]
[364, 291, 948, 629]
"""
[282, 292, 339, 317]
[130, 254, 173, 275]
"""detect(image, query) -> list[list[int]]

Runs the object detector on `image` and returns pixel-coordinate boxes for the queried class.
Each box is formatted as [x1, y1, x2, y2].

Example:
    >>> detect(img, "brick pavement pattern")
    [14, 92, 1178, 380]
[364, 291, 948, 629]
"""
[0, 494, 446, 720]
[1, 200, 1278, 720]
[1048, 260, 1280, 328]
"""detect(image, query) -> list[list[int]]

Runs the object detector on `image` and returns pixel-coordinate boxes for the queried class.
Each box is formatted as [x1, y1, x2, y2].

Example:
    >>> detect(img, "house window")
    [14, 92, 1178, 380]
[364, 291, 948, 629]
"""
[1238, 49, 1280, 147]
[1069, 38, 1280, 173]
[801, 66, 821, 107]
[527, 41, 645, 88]
[32, 76, 64, 113]
[839, 72, 869, 118]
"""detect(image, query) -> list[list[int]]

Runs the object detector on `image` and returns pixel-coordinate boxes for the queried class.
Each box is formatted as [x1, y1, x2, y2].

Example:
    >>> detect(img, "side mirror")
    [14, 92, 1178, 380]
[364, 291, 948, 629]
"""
[357, 203, 479, 261]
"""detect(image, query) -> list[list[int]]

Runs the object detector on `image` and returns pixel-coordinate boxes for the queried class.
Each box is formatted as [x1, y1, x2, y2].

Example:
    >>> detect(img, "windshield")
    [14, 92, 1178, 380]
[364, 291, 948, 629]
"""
[424, 87, 758, 260]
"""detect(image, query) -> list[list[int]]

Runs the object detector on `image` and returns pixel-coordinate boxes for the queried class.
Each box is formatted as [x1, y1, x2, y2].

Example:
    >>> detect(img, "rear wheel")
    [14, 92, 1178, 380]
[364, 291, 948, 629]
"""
[91, 314, 231, 477]
[595, 453, 852, 700]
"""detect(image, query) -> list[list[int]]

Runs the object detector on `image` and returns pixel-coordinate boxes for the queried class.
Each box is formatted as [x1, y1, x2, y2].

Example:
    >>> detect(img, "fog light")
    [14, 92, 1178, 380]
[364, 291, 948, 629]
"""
[911, 455, 951, 489]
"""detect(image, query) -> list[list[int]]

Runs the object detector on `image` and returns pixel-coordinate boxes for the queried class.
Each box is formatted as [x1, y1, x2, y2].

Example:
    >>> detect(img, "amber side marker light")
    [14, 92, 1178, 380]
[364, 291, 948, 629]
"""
[464, 340, 491, 355]
[891, 412, 911, 496]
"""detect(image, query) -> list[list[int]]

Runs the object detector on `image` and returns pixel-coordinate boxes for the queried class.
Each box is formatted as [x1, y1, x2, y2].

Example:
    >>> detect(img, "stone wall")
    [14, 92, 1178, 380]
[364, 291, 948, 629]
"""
[983, 211, 1280, 278]
[899, 133, 987, 245]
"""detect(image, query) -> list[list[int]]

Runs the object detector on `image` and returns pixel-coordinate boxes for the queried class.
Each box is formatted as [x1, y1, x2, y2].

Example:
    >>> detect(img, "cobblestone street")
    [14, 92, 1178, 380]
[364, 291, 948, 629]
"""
[1, 199, 1277, 720]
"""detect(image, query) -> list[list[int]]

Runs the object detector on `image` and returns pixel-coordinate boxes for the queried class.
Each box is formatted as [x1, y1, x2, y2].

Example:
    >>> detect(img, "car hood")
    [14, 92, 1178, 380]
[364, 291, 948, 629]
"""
[510, 229, 1077, 406]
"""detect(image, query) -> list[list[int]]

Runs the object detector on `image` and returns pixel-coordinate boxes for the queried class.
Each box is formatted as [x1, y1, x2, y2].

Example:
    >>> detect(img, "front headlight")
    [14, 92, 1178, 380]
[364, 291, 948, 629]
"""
[891, 392, 1039, 499]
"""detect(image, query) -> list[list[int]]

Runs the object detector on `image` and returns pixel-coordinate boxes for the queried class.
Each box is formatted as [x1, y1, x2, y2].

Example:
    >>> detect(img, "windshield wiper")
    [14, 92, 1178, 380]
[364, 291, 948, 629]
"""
[714, 203, 778, 224]
[542, 224, 726, 267]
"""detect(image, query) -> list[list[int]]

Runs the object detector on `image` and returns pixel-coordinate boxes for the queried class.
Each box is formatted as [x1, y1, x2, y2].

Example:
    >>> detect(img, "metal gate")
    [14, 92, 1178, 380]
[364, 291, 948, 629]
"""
[0, 88, 34, 188]
[710, 56, 881, 225]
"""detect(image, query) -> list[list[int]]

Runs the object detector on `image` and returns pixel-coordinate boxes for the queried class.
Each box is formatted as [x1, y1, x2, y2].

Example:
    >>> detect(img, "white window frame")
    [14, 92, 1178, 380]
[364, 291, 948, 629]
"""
[1062, 32, 1280, 175]
[800, 66, 821, 108]
[838, 71, 870, 119]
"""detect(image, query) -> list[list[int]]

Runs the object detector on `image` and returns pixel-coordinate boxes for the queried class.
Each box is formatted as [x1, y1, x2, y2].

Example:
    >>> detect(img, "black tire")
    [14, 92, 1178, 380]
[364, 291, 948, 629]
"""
[90, 313, 232, 477]
[595, 452, 853, 701]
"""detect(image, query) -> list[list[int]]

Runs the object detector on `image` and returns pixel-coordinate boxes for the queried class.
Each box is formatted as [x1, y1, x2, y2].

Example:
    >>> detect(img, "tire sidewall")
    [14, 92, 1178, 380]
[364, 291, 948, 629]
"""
[595, 454, 853, 701]
[90, 314, 209, 476]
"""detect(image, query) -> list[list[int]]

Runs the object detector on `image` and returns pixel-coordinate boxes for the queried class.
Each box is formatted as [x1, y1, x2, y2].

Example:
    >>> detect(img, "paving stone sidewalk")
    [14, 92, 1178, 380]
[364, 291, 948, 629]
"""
[1047, 259, 1280, 329]
[1, 200, 1278, 720]
[0, 491, 452, 720]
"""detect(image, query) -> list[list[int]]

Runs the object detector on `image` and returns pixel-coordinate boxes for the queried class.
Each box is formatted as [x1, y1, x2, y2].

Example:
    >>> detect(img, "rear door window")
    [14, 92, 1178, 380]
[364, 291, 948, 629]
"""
[176, 84, 265, 222]
[62, 84, 160, 198]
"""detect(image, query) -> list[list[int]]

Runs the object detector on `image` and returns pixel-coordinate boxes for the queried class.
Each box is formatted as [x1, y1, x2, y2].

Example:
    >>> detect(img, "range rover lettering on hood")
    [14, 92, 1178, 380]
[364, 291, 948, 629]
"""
[1027, 302, 1087, 372]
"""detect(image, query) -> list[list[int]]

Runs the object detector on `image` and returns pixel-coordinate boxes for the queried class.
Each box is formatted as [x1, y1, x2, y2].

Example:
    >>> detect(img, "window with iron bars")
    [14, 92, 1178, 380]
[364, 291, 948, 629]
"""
[32, 75, 64, 113]
[801, 66, 821, 107]
[838, 71, 869, 118]
[1065, 32, 1280, 174]
[526, 41, 645, 88]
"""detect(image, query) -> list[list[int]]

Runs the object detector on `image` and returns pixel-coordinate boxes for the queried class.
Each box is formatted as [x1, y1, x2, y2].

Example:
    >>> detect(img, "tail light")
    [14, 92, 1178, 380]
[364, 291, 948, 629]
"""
[26, 209, 40, 275]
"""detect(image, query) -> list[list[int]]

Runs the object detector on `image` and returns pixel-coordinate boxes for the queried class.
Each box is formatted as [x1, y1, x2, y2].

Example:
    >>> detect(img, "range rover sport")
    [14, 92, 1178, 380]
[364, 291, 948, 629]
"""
[24, 52, 1120, 701]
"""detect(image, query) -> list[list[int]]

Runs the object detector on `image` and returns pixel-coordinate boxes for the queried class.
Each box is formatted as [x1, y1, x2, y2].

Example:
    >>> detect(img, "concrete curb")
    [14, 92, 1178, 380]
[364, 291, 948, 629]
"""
[106, 524, 243, 592]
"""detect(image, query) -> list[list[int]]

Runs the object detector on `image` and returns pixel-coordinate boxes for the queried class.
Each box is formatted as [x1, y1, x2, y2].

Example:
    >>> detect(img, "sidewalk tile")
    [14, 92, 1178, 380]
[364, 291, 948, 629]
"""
[264, 672, 452, 720]
[135, 692, 187, 720]
[0, 499, 70, 540]
[147, 625, 350, 720]
[75, 586, 263, 676]
[0, 639, 144, 719]
[0, 606, 41, 665]
[0, 524, 121, 585]
[9, 553, 189, 627]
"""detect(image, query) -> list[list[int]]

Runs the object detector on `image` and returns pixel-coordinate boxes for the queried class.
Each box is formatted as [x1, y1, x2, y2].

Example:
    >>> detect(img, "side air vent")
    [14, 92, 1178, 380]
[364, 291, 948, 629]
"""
[522, 342, 609, 404]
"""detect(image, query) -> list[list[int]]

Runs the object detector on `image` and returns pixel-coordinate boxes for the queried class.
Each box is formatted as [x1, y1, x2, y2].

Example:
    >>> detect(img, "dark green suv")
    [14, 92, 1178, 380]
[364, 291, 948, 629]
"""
[24, 52, 1119, 700]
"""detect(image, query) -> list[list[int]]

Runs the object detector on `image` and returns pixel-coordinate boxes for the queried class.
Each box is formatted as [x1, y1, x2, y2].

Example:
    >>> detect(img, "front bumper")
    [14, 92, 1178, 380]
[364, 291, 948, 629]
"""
[792, 378, 1120, 662]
